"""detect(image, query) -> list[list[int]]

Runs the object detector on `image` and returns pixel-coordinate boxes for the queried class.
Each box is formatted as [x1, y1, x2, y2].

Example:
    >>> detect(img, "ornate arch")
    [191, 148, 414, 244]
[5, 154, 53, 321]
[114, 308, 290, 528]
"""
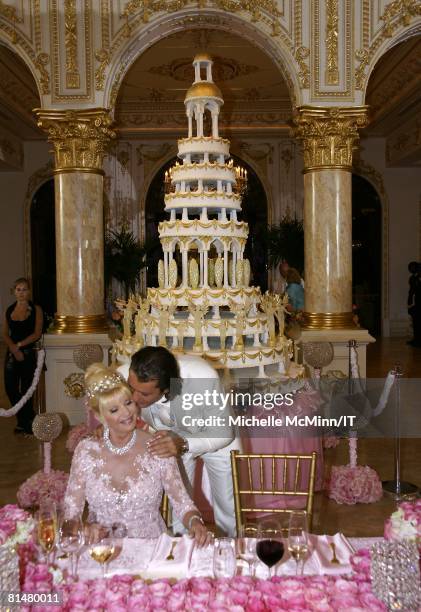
[352, 155, 389, 330]
[104, 9, 299, 112]
[0, 34, 46, 100]
[23, 161, 54, 278]
[357, 10, 421, 99]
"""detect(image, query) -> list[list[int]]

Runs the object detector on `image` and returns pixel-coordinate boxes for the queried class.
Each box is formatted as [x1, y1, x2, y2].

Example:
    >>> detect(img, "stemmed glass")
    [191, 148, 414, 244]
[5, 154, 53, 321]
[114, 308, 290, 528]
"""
[36, 504, 57, 565]
[87, 525, 115, 579]
[58, 516, 84, 580]
[256, 518, 284, 578]
[213, 538, 237, 578]
[236, 523, 257, 576]
[287, 510, 309, 575]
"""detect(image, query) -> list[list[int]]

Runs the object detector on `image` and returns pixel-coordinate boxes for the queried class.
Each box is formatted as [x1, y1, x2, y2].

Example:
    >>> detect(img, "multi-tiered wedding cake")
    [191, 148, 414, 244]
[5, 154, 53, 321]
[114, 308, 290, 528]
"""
[113, 54, 300, 379]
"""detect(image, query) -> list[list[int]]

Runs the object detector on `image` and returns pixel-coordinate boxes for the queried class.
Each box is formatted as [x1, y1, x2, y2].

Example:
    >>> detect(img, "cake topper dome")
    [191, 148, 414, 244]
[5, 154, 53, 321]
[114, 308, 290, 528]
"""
[184, 80, 223, 102]
[185, 52, 223, 103]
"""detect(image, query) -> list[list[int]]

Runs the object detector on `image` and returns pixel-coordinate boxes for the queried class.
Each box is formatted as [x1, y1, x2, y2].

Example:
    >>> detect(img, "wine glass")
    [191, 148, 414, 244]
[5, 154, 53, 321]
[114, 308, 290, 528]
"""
[58, 517, 84, 580]
[236, 523, 257, 576]
[37, 504, 57, 565]
[213, 537, 237, 578]
[87, 525, 115, 579]
[110, 522, 127, 561]
[256, 518, 284, 578]
[287, 510, 309, 575]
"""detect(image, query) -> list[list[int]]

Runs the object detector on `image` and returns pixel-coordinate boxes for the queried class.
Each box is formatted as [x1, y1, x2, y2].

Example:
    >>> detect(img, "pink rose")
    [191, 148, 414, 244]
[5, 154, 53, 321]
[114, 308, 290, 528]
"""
[359, 591, 387, 610]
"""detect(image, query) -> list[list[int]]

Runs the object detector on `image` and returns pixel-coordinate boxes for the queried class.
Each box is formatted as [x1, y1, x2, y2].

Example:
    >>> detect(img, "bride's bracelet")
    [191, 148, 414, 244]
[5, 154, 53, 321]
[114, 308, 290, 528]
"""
[187, 514, 204, 531]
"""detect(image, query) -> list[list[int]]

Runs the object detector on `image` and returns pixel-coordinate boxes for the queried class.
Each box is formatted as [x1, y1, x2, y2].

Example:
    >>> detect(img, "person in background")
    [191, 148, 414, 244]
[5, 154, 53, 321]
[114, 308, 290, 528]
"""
[3, 277, 43, 435]
[272, 260, 289, 295]
[407, 261, 421, 347]
[285, 267, 305, 311]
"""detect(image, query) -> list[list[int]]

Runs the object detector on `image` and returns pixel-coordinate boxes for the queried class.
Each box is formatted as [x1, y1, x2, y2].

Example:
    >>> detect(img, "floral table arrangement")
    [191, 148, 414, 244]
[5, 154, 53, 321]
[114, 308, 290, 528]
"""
[384, 499, 421, 544]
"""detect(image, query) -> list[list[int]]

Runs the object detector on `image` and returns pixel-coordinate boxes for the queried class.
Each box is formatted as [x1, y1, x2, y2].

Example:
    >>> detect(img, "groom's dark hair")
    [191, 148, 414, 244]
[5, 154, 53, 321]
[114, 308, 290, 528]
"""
[130, 346, 181, 399]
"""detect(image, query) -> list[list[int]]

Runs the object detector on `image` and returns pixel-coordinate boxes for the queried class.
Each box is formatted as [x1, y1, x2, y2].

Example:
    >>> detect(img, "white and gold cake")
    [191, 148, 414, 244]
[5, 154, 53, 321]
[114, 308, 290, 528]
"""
[114, 54, 301, 379]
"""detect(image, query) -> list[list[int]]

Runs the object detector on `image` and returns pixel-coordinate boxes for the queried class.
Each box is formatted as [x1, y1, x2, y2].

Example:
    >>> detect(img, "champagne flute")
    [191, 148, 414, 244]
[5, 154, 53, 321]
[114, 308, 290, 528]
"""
[87, 526, 115, 579]
[236, 523, 257, 576]
[59, 517, 84, 579]
[256, 519, 284, 579]
[37, 505, 57, 565]
[288, 510, 309, 575]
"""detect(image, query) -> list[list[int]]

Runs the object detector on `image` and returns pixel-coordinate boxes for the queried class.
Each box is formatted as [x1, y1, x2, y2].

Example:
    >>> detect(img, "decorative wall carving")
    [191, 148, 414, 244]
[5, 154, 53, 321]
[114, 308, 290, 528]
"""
[64, 0, 80, 89]
[325, 0, 339, 85]
[36, 109, 116, 172]
[294, 46, 310, 88]
[292, 106, 369, 171]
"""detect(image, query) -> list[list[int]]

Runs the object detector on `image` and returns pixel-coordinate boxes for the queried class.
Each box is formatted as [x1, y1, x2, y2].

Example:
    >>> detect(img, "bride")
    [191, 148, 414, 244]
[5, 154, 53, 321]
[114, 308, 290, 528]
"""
[64, 363, 210, 545]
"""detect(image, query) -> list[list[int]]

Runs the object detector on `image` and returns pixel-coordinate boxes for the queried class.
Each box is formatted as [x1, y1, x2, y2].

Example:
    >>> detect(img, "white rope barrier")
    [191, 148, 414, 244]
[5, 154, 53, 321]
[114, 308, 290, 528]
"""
[0, 349, 45, 416]
[350, 345, 396, 419]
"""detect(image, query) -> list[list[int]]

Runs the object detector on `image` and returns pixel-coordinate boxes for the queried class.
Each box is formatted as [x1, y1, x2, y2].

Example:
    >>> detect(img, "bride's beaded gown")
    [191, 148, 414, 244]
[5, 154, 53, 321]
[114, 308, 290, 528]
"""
[64, 438, 197, 537]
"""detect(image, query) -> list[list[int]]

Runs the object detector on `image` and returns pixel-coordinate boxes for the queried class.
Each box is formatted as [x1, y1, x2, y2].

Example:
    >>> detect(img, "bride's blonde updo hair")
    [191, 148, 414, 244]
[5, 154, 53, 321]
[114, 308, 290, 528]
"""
[85, 362, 131, 418]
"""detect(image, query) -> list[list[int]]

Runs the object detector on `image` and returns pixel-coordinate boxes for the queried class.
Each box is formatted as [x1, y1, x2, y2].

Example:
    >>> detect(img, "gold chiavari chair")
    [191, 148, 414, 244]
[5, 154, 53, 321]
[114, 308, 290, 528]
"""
[230, 451, 317, 535]
[160, 492, 173, 531]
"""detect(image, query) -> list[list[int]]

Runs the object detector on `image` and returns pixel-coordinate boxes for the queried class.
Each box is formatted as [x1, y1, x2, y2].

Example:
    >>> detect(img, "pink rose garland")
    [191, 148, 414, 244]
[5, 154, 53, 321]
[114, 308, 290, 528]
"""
[17, 470, 69, 510]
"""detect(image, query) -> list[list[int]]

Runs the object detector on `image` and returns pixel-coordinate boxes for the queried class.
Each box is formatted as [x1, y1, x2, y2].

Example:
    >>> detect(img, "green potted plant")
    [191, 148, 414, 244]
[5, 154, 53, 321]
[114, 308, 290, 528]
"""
[265, 216, 304, 273]
[104, 227, 147, 299]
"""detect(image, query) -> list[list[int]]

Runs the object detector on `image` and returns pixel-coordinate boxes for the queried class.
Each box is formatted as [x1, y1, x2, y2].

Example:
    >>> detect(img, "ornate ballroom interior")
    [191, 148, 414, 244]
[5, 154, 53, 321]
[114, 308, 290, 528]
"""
[0, 0, 421, 549]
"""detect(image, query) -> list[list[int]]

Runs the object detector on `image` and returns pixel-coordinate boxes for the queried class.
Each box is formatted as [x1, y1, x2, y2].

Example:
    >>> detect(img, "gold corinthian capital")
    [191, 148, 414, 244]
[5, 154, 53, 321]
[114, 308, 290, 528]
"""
[292, 106, 369, 173]
[34, 108, 116, 174]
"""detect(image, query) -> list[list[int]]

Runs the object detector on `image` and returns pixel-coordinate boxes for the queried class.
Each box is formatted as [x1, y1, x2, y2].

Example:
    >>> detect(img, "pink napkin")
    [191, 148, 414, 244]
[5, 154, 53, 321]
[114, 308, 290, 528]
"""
[309, 533, 355, 575]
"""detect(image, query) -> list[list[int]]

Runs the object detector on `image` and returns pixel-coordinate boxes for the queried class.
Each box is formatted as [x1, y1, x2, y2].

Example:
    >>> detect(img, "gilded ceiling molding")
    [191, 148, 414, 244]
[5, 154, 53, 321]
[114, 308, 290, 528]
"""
[0, 0, 22, 42]
[294, 46, 310, 88]
[355, 0, 421, 91]
[64, 0, 80, 88]
[325, 0, 339, 85]
[292, 106, 369, 172]
[35, 108, 116, 173]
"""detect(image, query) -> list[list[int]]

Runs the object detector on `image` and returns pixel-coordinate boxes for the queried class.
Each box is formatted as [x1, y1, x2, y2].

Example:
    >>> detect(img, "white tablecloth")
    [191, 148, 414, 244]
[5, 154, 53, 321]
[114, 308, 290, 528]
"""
[62, 534, 383, 581]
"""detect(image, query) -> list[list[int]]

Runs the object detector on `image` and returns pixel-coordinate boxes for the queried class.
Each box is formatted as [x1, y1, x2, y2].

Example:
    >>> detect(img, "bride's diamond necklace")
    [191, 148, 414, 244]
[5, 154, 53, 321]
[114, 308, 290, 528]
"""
[103, 427, 137, 455]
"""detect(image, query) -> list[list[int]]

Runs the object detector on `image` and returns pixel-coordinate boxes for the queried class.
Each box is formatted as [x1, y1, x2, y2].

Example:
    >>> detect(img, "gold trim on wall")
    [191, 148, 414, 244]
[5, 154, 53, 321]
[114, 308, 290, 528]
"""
[325, 0, 339, 85]
[64, 0, 80, 89]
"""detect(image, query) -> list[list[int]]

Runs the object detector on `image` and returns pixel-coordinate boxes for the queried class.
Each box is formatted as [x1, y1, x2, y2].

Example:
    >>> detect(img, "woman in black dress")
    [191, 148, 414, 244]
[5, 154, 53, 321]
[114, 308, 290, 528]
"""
[3, 278, 43, 434]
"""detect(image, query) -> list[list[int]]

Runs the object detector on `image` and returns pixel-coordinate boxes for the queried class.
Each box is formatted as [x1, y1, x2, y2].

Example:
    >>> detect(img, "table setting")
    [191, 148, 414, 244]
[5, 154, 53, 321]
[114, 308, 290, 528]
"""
[1, 503, 420, 611]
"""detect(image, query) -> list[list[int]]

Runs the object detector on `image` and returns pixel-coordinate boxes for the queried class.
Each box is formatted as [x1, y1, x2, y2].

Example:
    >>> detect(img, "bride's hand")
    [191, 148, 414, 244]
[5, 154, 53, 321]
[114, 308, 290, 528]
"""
[189, 518, 213, 547]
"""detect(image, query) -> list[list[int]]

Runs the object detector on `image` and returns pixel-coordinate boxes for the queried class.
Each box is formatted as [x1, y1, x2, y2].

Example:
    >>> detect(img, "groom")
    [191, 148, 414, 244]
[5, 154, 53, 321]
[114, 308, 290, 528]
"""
[119, 346, 239, 536]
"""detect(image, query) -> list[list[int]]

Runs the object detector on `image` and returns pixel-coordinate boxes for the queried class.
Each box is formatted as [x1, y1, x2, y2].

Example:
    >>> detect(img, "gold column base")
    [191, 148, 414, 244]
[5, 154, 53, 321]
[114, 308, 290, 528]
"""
[302, 311, 356, 330]
[51, 314, 110, 334]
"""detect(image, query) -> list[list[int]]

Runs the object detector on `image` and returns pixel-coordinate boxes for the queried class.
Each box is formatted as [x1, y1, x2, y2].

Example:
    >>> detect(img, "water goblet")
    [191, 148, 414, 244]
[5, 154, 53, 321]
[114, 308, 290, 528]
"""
[213, 537, 237, 578]
[58, 516, 84, 580]
[236, 523, 257, 576]
[287, 510, 309, 575]
[256, 518, 284, 578]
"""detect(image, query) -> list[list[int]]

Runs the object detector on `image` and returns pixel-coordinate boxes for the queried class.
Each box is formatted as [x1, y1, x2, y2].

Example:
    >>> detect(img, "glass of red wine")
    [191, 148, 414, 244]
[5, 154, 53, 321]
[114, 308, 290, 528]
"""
[256, 518, 284, 578]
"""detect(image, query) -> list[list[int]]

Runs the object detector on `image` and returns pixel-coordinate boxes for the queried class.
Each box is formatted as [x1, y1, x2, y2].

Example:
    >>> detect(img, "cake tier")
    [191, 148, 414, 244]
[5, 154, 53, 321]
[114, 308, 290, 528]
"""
[115, 338, 300, 376]
[144, 312, 269, 337]
[171, 162, 236, 185]
[158, 219, 249, 241]
[178, 137, 230, 158]
[147, 286, 262, 307]
[165, 191, 241, 211]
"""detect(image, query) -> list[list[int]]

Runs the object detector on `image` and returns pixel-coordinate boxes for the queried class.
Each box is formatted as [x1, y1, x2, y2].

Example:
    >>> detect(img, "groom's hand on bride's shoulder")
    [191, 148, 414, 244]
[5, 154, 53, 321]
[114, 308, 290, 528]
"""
[146, 430, 184, 458]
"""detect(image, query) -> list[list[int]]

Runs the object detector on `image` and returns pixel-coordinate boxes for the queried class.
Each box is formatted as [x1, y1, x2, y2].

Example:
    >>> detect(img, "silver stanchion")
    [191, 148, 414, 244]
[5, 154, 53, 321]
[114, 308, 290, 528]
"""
[382, 364, 418, 499]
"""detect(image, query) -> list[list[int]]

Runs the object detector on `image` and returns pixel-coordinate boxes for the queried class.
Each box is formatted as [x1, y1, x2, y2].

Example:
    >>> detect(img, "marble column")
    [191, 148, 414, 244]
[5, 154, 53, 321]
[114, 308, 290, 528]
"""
[35, 108, 115, 333]
[293, 106, 369, 329]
